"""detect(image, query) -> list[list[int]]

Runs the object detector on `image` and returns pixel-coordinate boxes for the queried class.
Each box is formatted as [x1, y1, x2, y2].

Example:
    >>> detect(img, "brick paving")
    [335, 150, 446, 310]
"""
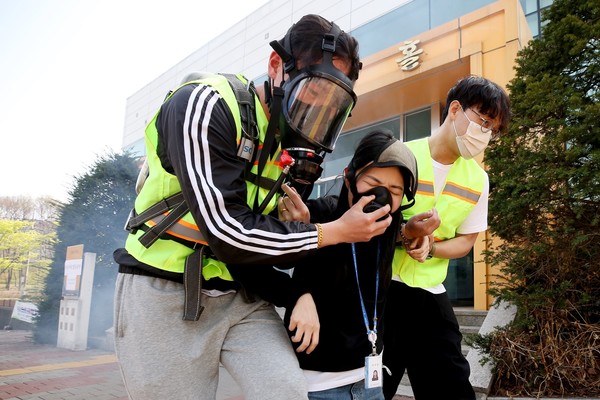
[0, 330, 413, 400]
[0, 330, 242, 400]
[0, 330, 126, 400]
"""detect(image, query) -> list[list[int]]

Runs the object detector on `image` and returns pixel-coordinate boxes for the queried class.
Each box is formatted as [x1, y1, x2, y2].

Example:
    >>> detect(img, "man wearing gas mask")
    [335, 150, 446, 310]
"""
[382, 76, 511, 400]
[113, 14, 397, 400]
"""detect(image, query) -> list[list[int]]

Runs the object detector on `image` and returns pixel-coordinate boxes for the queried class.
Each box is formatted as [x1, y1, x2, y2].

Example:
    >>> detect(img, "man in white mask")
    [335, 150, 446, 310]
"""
[382, 75, 511, 400]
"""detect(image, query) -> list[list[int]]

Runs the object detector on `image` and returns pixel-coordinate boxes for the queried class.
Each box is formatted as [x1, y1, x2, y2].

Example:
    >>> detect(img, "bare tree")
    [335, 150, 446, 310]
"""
[0, 196, 60, 222]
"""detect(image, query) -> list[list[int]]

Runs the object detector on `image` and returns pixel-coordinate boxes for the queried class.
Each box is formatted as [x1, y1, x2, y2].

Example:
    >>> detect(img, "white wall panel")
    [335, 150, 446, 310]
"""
[122, 0, 408, 149]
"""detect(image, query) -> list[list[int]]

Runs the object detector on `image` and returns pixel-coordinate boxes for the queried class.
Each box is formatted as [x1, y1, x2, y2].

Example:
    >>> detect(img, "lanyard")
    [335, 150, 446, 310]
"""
[351, 242, 380, 355]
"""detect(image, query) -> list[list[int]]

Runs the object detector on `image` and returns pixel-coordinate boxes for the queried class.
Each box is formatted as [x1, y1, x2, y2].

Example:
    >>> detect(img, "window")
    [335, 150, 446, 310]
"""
[519, 0, 555, 39]
[351, 0, 496, 58]
[444, 249, 475, 307]
[125, 138, 145, 157]
[403, 108, 431, 141]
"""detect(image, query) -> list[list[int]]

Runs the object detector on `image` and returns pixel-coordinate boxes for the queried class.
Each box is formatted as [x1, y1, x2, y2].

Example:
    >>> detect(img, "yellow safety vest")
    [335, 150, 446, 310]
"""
[125, 73, 281, 281]
[393, 138, 486, 288]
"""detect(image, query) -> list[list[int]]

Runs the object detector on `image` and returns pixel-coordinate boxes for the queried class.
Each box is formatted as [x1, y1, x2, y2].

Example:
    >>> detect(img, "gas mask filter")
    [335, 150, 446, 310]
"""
[353, 186, 393, 221]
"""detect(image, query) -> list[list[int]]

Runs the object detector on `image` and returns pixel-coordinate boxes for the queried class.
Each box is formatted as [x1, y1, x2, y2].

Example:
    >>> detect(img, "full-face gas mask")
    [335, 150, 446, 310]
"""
[268, 21, 358, 185]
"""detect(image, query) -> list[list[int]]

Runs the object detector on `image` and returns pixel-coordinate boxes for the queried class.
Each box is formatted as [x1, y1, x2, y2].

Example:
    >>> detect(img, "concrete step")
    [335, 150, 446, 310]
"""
[458, 309, 487, 350]
[460, 324, 482, 349]
[461, 324, 482, 336]
[455, 308, 488, 327]
[462, 343, 472, 356]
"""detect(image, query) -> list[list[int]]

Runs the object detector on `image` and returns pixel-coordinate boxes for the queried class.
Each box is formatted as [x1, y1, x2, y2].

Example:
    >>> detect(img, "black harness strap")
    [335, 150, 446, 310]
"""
[125, 192, 185, 233]
[135, 224, 204, 250]
[182, 248, 205, 321]
[244, 172, 278, 192]
[252, 86, 284, 211]
[137, 199, 191, 248]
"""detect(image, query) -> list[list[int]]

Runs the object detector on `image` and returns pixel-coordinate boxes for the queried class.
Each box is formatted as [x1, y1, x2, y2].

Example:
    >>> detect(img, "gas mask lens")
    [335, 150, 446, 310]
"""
[284, 75, 355, 153]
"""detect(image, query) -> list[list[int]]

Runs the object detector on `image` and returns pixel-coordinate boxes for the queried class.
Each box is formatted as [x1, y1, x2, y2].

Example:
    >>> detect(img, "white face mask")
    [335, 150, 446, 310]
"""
[452, 110, 492, 159]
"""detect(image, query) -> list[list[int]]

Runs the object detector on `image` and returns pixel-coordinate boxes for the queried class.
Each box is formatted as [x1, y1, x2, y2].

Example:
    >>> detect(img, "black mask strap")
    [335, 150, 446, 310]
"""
[321, 22, 341, 65]
[399, 199, 415, 211]
[263, 79, 272, 107]
[346, 165, 361, 203]
[270, 24, 296, 76]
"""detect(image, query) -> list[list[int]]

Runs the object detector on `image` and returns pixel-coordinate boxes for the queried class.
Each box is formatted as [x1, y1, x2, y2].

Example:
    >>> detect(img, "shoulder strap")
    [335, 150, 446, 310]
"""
[221, 73, 279, 208]
[220, 73, 259, 164]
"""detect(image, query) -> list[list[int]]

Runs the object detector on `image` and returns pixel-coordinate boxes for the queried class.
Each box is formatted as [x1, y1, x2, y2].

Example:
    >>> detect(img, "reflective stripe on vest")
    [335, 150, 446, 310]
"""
[392, 138, 486, 288]
[416, 179, 480, 204]
[125, 73, 275, 278]
[146, 213, 208, 245]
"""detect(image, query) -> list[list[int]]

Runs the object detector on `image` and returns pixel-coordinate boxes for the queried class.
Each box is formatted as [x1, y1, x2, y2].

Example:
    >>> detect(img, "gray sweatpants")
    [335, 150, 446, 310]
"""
[113, 273, 308, 400]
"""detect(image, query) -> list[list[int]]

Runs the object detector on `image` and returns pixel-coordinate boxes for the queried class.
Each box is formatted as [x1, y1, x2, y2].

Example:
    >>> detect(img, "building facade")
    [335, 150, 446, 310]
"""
[122, 0, 551, 310]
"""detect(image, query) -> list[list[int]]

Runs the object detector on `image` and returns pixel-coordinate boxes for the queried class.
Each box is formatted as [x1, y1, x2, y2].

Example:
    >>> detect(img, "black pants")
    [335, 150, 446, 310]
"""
[382, 281, 475, 400]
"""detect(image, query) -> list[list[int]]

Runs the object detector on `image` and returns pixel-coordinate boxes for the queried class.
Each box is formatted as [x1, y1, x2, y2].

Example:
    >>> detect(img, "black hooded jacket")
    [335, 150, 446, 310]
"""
[288, 186, 400, 372]
[234, 184, 401, 372]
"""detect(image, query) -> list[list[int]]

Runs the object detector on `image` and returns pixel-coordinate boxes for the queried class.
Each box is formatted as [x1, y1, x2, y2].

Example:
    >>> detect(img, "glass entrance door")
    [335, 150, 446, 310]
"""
[443, 250, 475, 307]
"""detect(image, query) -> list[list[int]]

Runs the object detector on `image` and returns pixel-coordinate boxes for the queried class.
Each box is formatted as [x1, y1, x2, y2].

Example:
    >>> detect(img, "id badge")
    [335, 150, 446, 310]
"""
[364, 353, 383, 388]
